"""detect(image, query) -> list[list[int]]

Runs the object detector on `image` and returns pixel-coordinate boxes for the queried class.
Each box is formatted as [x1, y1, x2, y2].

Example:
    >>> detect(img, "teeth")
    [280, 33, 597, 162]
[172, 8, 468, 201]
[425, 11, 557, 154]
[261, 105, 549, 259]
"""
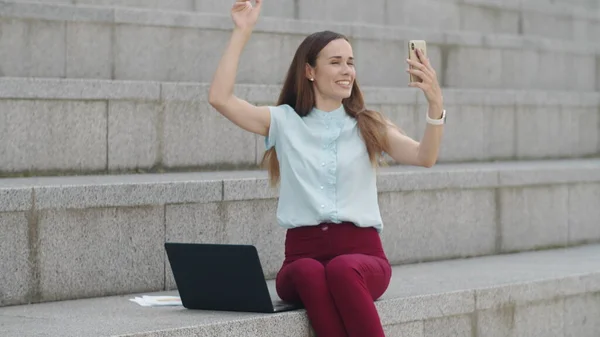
[337, 81, 350, 85]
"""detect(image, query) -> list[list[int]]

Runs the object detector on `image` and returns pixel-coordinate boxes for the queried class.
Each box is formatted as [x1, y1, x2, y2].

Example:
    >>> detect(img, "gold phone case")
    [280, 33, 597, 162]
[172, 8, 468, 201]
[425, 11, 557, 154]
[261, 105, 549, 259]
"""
[408, 40, 427, 83]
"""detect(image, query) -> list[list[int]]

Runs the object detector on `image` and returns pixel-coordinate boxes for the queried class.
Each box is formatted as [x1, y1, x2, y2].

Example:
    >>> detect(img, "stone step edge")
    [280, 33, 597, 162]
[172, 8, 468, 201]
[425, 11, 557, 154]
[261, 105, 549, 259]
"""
[0, 1, 598, 55]
[1, 77, 599, 107]
[10, 0, 598, 22]
[461, 0, 599, 19]
[1, 159, 599, 213]
[4, 244, 600, 336]
[116, 272, 600, 337]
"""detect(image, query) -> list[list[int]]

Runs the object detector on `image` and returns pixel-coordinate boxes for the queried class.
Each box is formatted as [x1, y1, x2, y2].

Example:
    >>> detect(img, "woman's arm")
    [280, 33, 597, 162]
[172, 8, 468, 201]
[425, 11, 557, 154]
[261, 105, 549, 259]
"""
[385, 48, 445, 168]
[208, 0, 270, 137]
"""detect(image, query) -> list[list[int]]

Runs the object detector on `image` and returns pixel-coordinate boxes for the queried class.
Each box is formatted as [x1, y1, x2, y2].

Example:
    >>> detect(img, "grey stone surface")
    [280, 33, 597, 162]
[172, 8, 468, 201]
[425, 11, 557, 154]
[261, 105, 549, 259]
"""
[459, 3, 519, 35]
[0, 159, 598, 212]
[537, 53, 569, 90]
[446, 47, 503, 89]
[162, 101, 257, 168]
[76, 0, 194, 11]
[565, 293, 600, 337]
[160, 82, 210, 102]
[0, 100, 107, 173]
[426, 104, 487, 162]
[0, 290, 310, 337]
[113, 6, 231, 30]
[352, 38, 408, 87]
[423, 314, 472, 337]
[381, 104, 419, 141]
[479, 299, 569, 337]
[165, 199, 284, 286]
[0, 212, 30, 306]
[115, 25, 197, 82]
[477, 306, 514, 337]
[194, 0, 294, 19]
[573, 107, 600, 156]
[0, 1, 598, 90]
[501, 49, 539, 89]
[498, 159, 600, 186]
[516, 106, 578, 159]
[223, 177, 278, 201]
[164, 202, 224, 289]
[384, 321, 423, 337]
[0, 77, 160, 100]
[0, 0, 114, 22]
[511, 300, 565, 337]
[522, 11, 572, 40]
[1, 244, 599, 332]
[298, 0, 386, 25]
[33, 176, 222, 210]
[361, 88, 419, 105]
[192, 0, 230, 16]
[221, 199, 285, 278]
[568, 183, 600, 244]
[386, 0, 461, 31]
[566, 55, 597, 91]
[376, 291, 475, 325]
[238, 32, 290, 85]
[0, 18, 65, 78]
[482, 106, 516, 159]
[66, 22, 112, 79]
[499, 186, 569, 252]
[379, 189, 496, 264]
[37, 206, 165, 302]
[108, 101, 161, 170]
[376, 166, 499, 192]
[5, 0, 72, 4]
[476, 277, 588, 311]
[0, 188, 31, 212]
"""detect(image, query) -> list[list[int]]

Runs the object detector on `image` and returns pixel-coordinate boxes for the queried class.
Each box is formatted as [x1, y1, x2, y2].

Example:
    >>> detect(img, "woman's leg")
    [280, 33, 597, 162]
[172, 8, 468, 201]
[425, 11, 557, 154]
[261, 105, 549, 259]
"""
[325, 254, 392, 337]
[276, 258, 348, 337]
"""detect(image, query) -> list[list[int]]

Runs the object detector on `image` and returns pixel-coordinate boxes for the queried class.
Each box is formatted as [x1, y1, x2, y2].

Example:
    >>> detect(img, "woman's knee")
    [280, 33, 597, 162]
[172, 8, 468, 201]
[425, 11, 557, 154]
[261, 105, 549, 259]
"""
[325, 255, 392, 300]
[325, 255, 360, 282]
[279, 258, 325, 285]
[277, 258, 326, 300]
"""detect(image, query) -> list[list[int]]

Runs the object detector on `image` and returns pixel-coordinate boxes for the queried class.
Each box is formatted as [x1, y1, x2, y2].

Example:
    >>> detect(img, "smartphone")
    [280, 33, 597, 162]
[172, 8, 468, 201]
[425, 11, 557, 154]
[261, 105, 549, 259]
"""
[408, 40, 427, 83]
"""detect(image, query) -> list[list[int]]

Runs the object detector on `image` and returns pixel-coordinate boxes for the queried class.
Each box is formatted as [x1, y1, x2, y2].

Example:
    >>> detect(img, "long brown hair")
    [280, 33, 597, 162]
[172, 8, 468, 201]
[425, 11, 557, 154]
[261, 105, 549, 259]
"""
[261, 30, 397, 186]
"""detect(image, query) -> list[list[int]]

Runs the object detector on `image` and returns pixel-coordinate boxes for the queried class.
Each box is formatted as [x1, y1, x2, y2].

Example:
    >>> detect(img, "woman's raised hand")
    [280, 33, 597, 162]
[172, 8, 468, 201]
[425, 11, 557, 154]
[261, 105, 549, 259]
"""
[231, 0, 263, 31]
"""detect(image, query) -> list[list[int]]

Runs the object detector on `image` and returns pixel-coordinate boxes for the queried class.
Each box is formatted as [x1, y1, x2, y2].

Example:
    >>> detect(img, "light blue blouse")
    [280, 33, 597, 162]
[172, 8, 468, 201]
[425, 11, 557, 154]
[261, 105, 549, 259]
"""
[265, 104, 384, 232]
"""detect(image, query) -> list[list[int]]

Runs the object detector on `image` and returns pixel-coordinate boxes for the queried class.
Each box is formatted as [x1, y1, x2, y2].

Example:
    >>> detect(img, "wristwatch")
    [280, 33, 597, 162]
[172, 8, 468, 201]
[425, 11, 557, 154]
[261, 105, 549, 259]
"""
[426, 109, 446, 125]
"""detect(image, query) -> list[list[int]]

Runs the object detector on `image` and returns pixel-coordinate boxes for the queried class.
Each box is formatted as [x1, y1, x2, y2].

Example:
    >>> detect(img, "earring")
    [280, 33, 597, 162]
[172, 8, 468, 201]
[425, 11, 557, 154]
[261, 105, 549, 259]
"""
[310, 78, 314, 81]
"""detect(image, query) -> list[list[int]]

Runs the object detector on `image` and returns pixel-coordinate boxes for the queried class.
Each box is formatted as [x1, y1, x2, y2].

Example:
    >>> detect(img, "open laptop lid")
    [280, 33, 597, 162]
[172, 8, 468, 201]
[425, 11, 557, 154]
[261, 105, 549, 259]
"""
[164, 243, 276, 313]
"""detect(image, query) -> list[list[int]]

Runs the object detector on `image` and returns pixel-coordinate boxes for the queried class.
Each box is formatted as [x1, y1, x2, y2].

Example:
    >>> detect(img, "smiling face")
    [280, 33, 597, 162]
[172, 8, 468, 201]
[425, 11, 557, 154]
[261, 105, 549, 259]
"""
[306, 38, 356, 110]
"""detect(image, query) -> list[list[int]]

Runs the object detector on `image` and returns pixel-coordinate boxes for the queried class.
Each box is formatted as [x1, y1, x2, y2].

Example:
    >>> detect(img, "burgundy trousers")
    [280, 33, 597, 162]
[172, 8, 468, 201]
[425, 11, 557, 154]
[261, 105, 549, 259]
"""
[275, 222, 392, 337]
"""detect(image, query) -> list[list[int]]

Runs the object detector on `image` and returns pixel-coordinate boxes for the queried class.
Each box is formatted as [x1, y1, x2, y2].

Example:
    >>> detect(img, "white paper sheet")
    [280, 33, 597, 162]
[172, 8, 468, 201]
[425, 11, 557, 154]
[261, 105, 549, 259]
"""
[129, 295, 182, 307]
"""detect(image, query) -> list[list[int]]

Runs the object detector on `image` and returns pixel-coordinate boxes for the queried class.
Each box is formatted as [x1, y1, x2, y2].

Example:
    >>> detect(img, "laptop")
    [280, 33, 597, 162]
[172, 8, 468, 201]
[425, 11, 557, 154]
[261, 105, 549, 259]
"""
[164, 242, 302, 313]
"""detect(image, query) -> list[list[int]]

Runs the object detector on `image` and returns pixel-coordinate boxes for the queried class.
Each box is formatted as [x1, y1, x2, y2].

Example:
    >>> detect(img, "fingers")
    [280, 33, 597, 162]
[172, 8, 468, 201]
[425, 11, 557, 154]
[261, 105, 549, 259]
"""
[232, 1, 247, 11]
[232, 0, 259, 12]
[406, 68, 428, 82]
[406, 58, 426, 72]
[415, 48, 435, 73]
[408, 82, 425, 90]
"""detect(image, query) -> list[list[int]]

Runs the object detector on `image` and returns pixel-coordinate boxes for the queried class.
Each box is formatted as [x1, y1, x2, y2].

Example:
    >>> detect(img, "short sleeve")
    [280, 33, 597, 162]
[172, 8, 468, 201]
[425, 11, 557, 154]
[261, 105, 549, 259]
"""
[264, 104, 291, 150]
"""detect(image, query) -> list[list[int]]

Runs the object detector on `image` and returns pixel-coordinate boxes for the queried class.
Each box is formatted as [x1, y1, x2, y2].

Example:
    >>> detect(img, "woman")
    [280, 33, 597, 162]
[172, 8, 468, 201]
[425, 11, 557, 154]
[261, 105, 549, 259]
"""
[208, 1, 445, 336]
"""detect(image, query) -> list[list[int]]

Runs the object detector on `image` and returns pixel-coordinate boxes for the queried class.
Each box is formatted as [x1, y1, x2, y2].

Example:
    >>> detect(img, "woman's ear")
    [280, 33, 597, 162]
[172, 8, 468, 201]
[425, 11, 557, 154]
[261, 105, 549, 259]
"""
[305, 63, 315, 81]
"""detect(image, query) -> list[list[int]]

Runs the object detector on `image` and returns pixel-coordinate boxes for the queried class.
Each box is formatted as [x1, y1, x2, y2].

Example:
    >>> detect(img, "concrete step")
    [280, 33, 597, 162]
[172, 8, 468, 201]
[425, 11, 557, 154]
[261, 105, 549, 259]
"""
[1, 244, 599, 336]
[4, 0, 599, 42]
[1, 77, 599, 176]
[0, 1, 598, 90]
[1, 159, 599, 307]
